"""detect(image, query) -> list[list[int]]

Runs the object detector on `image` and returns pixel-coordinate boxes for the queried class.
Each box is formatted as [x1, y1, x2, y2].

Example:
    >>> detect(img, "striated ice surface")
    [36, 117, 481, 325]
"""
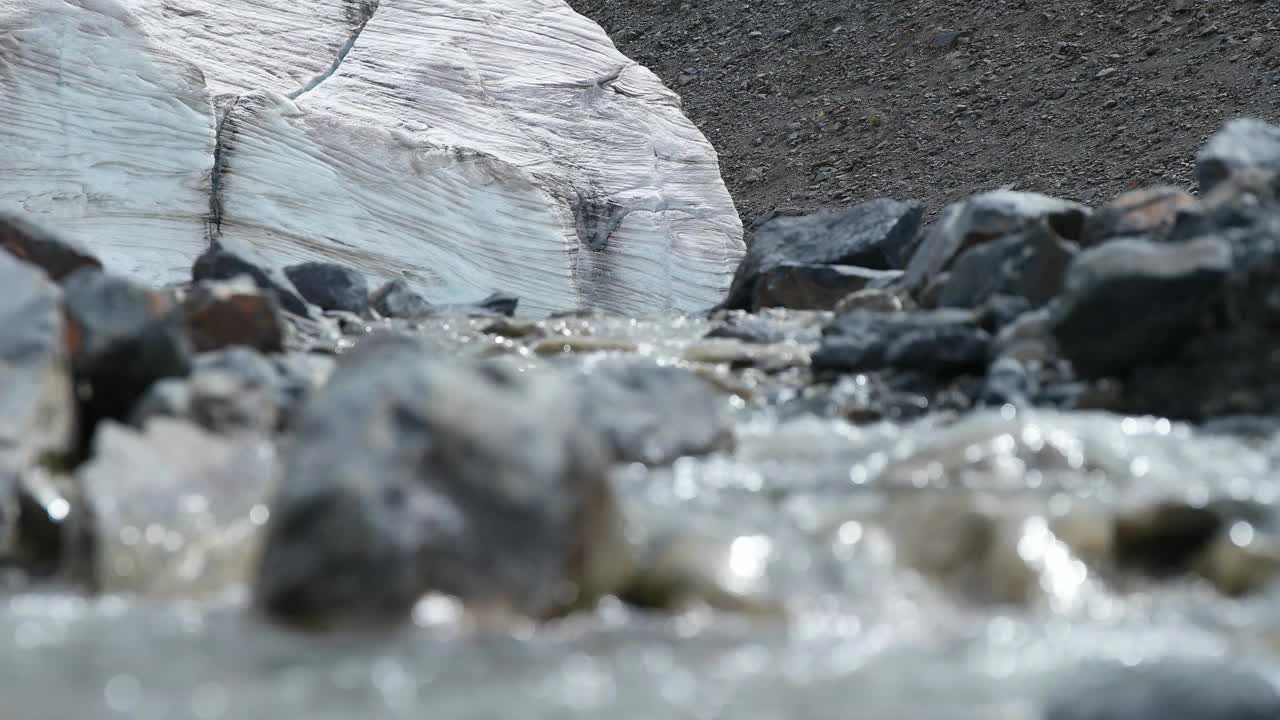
[0, 0, 743, 312]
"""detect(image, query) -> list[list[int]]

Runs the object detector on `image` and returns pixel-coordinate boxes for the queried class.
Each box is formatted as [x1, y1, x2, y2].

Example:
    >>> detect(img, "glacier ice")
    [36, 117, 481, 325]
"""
[0, 0, 743, 314]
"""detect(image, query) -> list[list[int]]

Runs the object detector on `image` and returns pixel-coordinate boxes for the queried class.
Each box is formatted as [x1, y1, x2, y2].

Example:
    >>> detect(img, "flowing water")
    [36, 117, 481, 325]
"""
[6, 313, 1280, 718]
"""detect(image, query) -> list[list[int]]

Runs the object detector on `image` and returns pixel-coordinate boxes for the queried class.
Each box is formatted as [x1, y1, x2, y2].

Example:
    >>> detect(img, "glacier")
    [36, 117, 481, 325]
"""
[0, 0, 743, 314]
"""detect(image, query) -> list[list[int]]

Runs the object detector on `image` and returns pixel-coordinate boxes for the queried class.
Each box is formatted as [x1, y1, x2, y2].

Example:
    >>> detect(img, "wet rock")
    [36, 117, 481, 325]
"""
[705, 314, 787, 344]
[684, 338, 810, 373]
[1043, 660, 1280, 720]
[0, 212, 101, 281]
[900, 191, 1088, 293]
[1081, 187, 1199, 246]
[751, 263, 901, 311]
[131, 348, 290, 435]
[79, 418, 279, 597]
[182, 277, 285, 354]
[577, 360, 734, 465]
[1192, 535, 1280, 597]
[621, 531, 783, 616]
[976, 294, 1035, 334]
[1111, 502, 1222, 576]
[812, 309, 989, 377]
[1049, 236, 1231, 379]
[833, 287, 906, 314]
[1196, 117, 1280, 194]
[254, 334, 633, 627]
[283, 261, 370, 316]
[718, 198, 923, 311]
[371, 279, 435, 319]
[532, 336, 640, 355]
[482, 318, 545, 340]
[0, 252, 75, 560]
[192, 238, 310, 317]
[475, 292, 519, 318]
[938, 219, 1077, 308]
[62, 268, 192, 435]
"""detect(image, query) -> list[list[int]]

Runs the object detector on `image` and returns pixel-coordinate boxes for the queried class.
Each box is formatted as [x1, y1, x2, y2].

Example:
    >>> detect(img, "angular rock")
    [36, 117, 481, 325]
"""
[79, 418, 279, 597]
[938, 218, 1077, 309]
[577, 360, 734, 465]
[719, 198, 922, 311]
[371, 279, 435, 319]
[812, 309, 990, 377]
[1197, 117, 1280, 194]
[254, 334, 633, 626]
[0, 252, 75, 560]
[750, 264, 902, 311]
[1049, 236, 1232, 379]
[182, 277, 285, 354]
[834, 287, 907, 314]
[62, 268, 192, 450]
[1043, 661, 1280, 720]
[192, 238, 311, 318]
[284, 262, 370, 316]
[1081, 187, 1199, 246]
[900, 191, 1088, 293]
[475, 292, 519, 318]
[0, 213, 101, 281]
[0, 0, 215, 286]
[131, 348, 290, 435]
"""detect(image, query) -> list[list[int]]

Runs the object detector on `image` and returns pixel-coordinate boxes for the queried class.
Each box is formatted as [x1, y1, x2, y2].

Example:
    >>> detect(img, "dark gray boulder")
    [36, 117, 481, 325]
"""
[253, 333, 632, 627]
[900, 191, 1088, 294]
[1042, 661, 1280, 720]
[131, 348, 292, 435]
[938, 218, 1077, 309]
[283, 262, 370, 316]
[192, 237, 310, 317]
[751, 263, 901, 311]
[812, 309, 990, 377]
[1196, 117, 1280, 194]
[475, 292, 519, 318]
[371, 278, 434, 319]
[1049, 236, 1232, 379]
[62, 268, 192, 436]
[0, 212, 101, 281]
[576, 359, 734, 465]
[718, 198, 923, 311]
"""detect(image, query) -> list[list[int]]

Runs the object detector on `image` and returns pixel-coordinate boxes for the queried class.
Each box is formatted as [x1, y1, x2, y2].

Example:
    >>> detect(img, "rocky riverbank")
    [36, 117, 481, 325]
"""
[4, 118, 1280, 716]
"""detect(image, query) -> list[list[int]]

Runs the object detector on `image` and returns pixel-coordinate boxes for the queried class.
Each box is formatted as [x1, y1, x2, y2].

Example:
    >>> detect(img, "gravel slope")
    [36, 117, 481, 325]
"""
[568, 0, 1280, 225]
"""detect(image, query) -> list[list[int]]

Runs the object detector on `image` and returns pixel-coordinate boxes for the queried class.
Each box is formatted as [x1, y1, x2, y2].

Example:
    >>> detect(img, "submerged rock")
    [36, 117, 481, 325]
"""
[1043, 661, 1280, 720]
[577, 360, 734, 465]
[1049, 236, 1231, 379]
[719, 199, 922, 311]
[900, 191, 1088, 293]
[284, 262, 370, 316]
[79, 418, 278, 598]
[254, 334, 633, 627]
[0, 213, 101, 281]
[1196, 117, 1280, 194]
[182, 277, 285, 354]
[62, 268, 192, 433]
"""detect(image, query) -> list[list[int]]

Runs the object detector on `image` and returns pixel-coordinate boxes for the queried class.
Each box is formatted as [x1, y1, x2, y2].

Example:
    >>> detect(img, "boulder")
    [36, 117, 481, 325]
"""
[0, 252, 75, 560]
[750, 264, 901, 311]
[182, 277, 285, 354]
[812, 309, 990, 377]
[576, 359, 734, 465]
[475, 292, 519, 318]
[1043, 661, 1280, 720]
[1196, 117, 1280, 194]
[719, 199, 922, 311]
[938, 218, 1077, 309]
[62, 268, 193, 435]
[192, 238, 311, 317]
[371, 279, 435, 319]
[0, 213, 101, 281]
[900, 191, 1088, 293]
[254, 333, 633, 627]
[1049, 236, 1232, 379]
[1081, 187, 1199, 246]
[131, 348, 292, 435]
[284, 262, 370, 316]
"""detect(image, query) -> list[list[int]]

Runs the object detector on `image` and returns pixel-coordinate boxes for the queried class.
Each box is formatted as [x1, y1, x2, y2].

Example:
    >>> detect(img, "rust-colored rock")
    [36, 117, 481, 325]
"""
[0, 213, 101, 281]
[183, 279, 285, 353]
